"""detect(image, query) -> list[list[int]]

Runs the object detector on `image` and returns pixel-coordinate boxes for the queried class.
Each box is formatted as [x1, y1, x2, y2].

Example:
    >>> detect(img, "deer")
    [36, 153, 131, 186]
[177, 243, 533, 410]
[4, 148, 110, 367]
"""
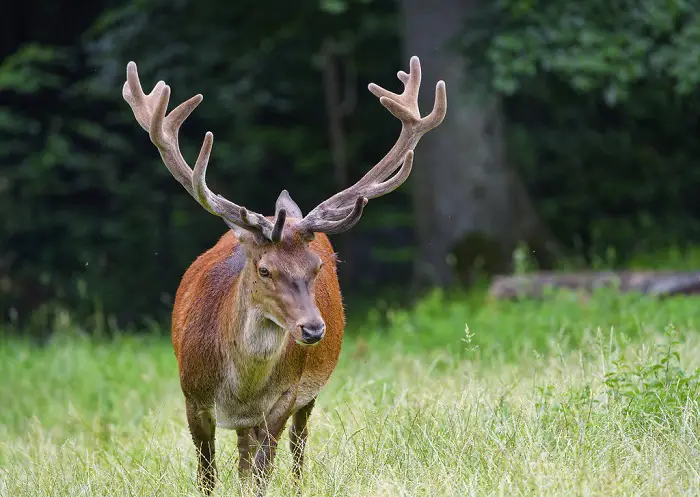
[122, 56, 446, 495]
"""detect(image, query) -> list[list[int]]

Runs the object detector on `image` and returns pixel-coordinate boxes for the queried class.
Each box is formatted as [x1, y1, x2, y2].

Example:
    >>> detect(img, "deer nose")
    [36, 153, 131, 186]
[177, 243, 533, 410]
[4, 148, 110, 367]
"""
[299, 321, 326, 345]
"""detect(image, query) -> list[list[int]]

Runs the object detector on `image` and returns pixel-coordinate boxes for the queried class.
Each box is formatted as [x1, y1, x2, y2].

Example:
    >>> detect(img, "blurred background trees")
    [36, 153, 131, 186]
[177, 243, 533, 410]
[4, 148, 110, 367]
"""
[2, 0, 700, 330]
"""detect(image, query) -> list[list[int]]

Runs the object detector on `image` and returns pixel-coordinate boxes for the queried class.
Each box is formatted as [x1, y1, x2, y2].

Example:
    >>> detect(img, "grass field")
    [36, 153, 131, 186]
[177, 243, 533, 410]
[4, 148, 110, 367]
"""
[2, 289, 700, 496]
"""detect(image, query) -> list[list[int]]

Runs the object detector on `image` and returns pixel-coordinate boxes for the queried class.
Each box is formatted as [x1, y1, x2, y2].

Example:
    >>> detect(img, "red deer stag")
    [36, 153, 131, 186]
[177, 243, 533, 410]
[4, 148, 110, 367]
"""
[122, 56, 446, 495]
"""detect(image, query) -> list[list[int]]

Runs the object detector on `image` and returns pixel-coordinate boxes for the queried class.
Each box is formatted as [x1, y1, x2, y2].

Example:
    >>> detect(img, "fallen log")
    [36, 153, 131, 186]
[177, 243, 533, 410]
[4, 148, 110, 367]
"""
[488, 271, 700, 299]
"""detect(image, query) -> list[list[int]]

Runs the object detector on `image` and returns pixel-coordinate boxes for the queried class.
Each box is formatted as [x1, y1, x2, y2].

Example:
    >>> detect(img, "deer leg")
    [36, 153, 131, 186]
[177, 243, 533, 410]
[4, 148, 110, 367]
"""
[251, 417, 288, 497]
[251, 390, 297, 496]
[237, 427, 258, 479]
[185, 399, 217, 495]
[289, 398, 316, 483]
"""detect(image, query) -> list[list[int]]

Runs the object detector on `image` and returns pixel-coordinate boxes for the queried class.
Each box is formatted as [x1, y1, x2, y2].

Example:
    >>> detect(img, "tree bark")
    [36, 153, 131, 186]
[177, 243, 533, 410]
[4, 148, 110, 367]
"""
[399, 0, 557, 288]
[489, 271, 700, 299]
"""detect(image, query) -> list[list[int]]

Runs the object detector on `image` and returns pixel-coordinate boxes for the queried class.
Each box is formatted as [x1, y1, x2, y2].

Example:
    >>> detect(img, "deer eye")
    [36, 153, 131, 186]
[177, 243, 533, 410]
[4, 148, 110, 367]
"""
[258, 267, 271, 278]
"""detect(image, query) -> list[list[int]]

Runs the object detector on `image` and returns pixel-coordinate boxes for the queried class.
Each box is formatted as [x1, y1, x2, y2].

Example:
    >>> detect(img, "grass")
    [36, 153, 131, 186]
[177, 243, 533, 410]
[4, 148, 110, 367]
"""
[2, 289, 700, 496]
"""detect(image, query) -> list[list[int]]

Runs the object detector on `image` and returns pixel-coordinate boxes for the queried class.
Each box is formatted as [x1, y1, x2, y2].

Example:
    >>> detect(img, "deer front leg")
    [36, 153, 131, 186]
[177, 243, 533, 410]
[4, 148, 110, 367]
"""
[185, 399, 217, 495]
[237, 427, 258, 479]
[289, 398, 315, 484]
[251, 389, 296, 496]
[252, 418, 288, 497]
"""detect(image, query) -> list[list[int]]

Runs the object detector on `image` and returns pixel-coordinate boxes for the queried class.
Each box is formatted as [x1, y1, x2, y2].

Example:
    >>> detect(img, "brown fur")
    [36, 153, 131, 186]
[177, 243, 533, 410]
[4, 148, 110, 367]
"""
[171, 222, 344, 495]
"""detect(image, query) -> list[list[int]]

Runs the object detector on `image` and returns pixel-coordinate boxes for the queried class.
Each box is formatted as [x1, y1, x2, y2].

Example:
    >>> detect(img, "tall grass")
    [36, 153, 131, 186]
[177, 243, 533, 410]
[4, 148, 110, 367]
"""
[2, 290, 700, 496]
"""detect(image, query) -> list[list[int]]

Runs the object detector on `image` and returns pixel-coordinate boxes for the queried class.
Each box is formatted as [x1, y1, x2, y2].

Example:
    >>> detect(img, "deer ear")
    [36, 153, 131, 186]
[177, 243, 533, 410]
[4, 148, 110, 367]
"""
[275, 190, 303, 219]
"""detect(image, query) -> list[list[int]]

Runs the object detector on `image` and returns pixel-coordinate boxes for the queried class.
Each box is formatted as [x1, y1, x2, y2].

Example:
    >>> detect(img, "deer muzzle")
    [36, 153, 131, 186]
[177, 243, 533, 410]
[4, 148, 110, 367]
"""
[297, 320, 326, 345]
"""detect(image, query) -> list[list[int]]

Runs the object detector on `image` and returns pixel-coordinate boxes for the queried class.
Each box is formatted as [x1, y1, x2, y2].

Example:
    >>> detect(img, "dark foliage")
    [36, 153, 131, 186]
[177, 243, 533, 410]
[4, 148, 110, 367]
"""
[462, 0, 700, 261]
[1, 0, 406, 328]
[3, 0, 700, 330]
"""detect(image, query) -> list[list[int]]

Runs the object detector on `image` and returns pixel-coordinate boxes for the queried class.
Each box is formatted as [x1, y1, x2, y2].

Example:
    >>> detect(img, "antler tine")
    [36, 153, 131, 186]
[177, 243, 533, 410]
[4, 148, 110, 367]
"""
[123, 61, 282, 242]
[123, 63, 166, 132]
[302, 151, 414, 226]
[302, 197, 368, 235]
[191, 132, 276, 238]
[421, 80, 447, 132]
[361, 150, 414, 199]
[298, 56, 446, 235]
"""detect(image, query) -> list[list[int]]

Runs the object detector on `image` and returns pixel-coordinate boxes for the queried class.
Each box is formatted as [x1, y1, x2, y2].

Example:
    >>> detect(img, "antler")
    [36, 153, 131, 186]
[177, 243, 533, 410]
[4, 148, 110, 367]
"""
[122, 62, 286, 242]
[297, 56, 447, 235]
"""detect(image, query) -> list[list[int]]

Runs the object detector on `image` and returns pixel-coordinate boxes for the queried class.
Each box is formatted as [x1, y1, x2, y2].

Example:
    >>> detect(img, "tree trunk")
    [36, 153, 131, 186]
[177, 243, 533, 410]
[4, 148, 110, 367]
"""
[399, 0, 557, 288]
[489, 271, 700, 299]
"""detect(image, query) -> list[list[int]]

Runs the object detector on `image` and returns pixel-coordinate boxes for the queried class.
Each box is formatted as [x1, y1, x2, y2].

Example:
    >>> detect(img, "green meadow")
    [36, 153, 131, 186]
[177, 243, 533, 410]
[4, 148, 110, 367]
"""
[2, 289, 700, 496]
